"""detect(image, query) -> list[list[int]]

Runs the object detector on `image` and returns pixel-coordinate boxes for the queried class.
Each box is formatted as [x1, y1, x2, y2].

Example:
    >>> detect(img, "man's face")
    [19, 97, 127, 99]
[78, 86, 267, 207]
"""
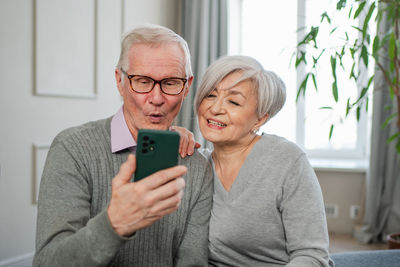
[115, 42, 192, 140]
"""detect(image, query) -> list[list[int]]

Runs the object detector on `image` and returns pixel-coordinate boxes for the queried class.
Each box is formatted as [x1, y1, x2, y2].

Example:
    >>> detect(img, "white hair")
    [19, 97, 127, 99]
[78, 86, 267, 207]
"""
[194, 55, 286, 122]
[116, 24, 192, 77]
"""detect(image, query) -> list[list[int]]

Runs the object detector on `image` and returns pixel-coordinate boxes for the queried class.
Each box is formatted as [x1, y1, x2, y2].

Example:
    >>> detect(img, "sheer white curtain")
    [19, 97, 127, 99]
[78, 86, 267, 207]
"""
[355, 2, 400, 243]
[176, 0, 228, 146]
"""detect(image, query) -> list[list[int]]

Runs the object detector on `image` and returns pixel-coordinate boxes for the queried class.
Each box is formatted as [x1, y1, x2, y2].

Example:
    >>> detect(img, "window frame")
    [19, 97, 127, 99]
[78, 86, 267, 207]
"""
[228, 0, 371, 164]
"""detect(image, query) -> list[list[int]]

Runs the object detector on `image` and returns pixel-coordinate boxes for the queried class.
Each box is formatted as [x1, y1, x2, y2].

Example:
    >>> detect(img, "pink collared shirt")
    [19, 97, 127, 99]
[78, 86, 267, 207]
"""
[111, 106, 137, 153]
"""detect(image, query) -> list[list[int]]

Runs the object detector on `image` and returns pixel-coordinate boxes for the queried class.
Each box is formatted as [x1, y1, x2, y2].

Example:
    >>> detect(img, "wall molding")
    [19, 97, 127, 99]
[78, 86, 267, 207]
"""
[32, 0, 97, 98]
[0, 252, 34, 267]
[32, 144, 50, 204]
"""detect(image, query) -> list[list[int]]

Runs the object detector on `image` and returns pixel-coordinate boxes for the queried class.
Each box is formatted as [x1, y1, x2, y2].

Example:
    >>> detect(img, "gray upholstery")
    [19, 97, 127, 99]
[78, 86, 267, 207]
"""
[330, 249, 400, 267]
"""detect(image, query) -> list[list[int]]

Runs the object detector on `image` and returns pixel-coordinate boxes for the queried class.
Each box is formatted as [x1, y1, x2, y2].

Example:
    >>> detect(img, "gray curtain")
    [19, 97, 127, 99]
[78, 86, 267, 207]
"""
[355, 3, 400, 243]
[176, 0, 228, 147]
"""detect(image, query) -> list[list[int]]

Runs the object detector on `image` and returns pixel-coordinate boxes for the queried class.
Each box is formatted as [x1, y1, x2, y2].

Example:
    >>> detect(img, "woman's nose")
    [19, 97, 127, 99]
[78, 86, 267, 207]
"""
[209, 98, 225, 114]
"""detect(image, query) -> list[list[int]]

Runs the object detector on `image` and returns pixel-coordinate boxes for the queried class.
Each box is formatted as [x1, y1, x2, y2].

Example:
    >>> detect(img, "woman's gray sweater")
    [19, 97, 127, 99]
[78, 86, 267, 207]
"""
[204, 134, 332, 267]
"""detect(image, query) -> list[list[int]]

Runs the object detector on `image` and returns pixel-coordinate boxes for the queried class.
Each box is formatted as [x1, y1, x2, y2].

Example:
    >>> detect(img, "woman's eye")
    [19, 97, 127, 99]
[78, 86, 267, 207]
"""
[206, 94, 216, 98]
[229, 100, 240, 106]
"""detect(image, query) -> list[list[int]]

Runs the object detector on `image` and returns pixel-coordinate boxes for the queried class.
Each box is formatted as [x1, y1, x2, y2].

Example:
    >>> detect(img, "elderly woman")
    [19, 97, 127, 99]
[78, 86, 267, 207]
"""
[194, 55, 332, 266]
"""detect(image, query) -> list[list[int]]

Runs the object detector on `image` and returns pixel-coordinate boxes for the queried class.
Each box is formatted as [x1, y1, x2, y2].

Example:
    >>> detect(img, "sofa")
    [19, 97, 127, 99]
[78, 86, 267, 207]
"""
[330, 249, 400, 267]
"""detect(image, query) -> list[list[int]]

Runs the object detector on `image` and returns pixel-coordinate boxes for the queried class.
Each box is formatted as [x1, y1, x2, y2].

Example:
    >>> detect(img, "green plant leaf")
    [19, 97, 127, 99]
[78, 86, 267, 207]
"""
[362, 2, 376, 40]
[381, 113, 397, 129]
[354, 1, 367, 19]
[311, 73, 318, 91]
[356, 106, 361, 121]
[332, 81, 339, 102]
[321, 12, 331, 23]
[372, 35, 380, 58]
[320, 106, 333, 110]
[376, 8, 383, 24]
[355, 75, 374, 104]
[358, 86, 369, 102]
[350, 47, 356, 59]
[352, 26, 362, 33]
[298, 26, 319, 48]
[336, 0, 347, 10]
[329, 124, 334, 140]
[330, 27, 338, 34]
[390, 85, 395, 99]
[387, 132, 400, 144]
[315, 49, 326, 61]
[330, 55, 339, 102]
[384, 104, 393, 112]
[349, 62, 356, 80]
[367, 75, 374, 88]
[346, 98, 351, 116]
[330, 56, 337, 79]
[296, 74, 310, 102]
[348, 5, 353, 19]
[295, 51, 307, 67]
[361, 44, 369, 66]
[397, 140, 400, 154]
[389, 32, 396, 61]
[366, 33, 371, 45]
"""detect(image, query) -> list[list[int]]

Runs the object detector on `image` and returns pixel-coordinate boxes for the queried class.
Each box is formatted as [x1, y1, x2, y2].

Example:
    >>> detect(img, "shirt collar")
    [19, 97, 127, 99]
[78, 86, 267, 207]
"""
[111, 106, 137, 153]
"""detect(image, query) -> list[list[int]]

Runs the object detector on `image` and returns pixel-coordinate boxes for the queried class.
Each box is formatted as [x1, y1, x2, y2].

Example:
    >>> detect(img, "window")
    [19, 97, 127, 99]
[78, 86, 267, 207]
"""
[228, 0, 372, 165]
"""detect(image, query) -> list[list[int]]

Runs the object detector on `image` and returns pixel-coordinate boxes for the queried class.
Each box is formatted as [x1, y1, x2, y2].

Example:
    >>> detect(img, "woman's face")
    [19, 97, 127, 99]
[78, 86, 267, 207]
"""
[198, 71, 266, 146]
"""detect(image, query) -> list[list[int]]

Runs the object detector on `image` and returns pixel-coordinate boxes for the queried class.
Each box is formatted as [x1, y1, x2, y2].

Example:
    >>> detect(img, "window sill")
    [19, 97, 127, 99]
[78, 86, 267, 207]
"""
[309, 158, 368, 173]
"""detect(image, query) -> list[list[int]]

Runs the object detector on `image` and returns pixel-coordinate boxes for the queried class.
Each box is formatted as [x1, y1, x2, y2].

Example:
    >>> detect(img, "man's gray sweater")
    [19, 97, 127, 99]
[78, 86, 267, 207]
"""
[33, 117, 213, 267]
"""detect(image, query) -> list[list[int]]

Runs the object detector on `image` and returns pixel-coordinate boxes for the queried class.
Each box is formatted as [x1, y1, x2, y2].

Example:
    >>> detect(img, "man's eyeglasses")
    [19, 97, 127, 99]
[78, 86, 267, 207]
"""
[120, 69, 187, 95]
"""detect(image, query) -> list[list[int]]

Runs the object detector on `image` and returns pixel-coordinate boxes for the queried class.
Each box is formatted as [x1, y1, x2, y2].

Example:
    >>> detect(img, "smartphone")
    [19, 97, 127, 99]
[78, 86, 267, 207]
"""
[134, 129, 180, 182]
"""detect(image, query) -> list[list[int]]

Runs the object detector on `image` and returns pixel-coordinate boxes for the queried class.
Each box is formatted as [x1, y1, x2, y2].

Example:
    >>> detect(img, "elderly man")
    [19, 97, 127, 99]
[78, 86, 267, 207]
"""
[34, 25, 213, 266]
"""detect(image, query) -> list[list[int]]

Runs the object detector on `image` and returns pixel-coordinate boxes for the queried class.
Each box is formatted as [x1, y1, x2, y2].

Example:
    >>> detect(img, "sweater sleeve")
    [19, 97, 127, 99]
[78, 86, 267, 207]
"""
[33, 134, 128, 267]
[280, 154, 332, 267]
[174, 153, 214, 267]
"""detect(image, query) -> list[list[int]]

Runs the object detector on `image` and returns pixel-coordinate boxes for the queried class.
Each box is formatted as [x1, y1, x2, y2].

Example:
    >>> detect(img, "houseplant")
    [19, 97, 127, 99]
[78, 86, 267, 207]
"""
[294, 0, 399, 148]
[294, 0, 400, 246]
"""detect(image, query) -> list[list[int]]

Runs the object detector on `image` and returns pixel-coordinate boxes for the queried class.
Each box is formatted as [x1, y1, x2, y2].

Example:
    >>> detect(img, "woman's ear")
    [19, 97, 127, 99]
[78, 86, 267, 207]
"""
[254, 113, 269, 131]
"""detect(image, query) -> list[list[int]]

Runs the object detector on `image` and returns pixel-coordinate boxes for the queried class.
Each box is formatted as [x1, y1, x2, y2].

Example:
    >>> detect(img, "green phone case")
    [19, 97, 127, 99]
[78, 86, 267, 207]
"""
[134, 129, 180, 182]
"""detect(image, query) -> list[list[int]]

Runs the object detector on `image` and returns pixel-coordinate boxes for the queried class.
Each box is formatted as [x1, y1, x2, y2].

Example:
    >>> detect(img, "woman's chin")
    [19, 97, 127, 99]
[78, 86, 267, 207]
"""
[201, 132, 224, 144]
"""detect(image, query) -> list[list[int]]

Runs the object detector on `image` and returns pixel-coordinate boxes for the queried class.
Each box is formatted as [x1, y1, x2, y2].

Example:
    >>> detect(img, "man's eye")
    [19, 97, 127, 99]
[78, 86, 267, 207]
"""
[165, 80, 179, 86]
[135, 78, 151, 84]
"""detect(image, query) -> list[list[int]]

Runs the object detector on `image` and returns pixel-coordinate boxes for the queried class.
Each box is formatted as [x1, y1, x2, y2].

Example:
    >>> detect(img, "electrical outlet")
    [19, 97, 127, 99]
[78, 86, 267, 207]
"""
[350, 205, 360, 219]
[325, 203, 339, 218]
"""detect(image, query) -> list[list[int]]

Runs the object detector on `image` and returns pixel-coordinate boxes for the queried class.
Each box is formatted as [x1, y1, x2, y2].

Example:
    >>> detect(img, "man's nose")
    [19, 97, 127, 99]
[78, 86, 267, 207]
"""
[148, 83, 165, 105]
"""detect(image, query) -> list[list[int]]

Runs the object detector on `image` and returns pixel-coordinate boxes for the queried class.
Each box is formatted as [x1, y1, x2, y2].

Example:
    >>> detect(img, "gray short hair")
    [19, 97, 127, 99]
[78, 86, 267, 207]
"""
[116, 24, 193, 77]
[194, 55, 286, 122]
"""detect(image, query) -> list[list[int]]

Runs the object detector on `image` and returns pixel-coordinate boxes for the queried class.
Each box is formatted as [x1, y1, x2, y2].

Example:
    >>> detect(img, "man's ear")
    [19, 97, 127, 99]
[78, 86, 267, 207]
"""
[183, 76, 194, 97]
[115, 69, 124, 96]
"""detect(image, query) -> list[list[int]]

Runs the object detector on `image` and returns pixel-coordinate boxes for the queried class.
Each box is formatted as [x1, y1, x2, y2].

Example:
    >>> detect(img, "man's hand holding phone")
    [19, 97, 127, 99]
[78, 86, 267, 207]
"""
[107, 154, 187, 237]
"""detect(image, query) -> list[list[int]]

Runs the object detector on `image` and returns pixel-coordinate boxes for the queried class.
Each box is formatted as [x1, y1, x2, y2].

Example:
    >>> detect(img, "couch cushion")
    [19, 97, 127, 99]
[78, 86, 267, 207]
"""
[330, 249, 400, 267]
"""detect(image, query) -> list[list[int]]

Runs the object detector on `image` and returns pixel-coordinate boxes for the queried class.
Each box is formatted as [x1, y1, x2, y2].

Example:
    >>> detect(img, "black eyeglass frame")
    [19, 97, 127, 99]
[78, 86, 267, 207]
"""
[120, 69, 188, 95]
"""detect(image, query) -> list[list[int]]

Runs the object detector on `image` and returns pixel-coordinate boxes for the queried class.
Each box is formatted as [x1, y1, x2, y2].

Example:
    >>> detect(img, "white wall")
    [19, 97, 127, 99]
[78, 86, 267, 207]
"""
[0, 0, 366, 264]
[0, 0, 178, 264]
[316, 170, 366, 234]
